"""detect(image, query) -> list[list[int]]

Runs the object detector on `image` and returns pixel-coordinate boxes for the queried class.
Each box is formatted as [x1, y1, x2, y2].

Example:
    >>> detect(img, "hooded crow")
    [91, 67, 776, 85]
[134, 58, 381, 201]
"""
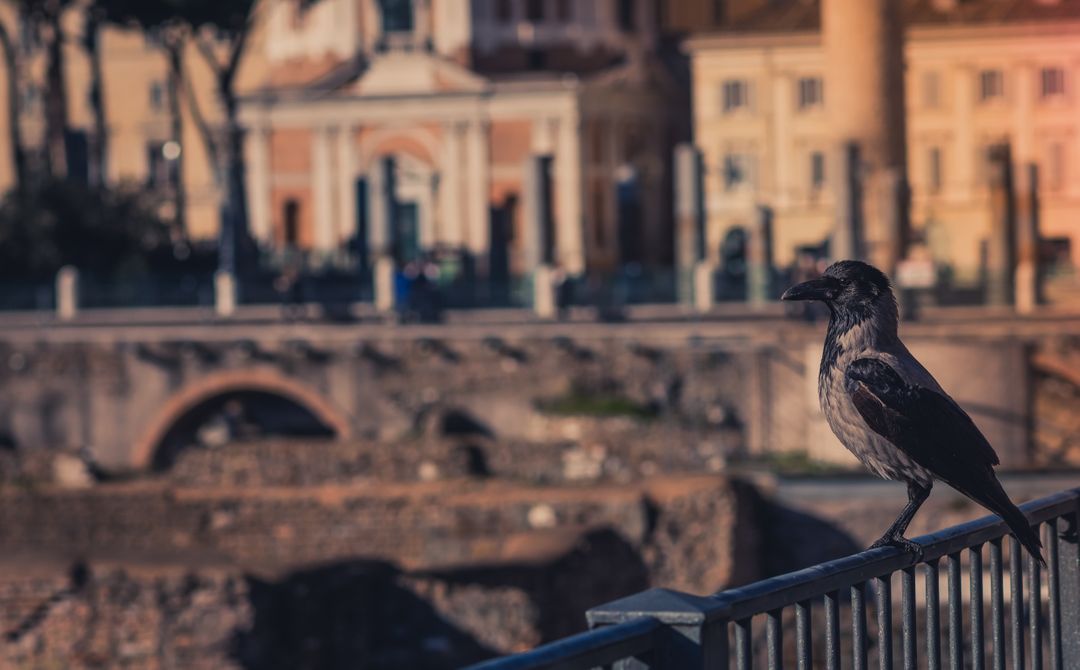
[782, 260, 1043, 562]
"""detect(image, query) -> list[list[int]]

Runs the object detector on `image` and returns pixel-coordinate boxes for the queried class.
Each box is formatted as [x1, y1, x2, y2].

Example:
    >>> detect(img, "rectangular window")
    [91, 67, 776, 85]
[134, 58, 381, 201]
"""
[526, 0, 544, 21]
[1041, 67, 1066, 99]
[617, 0, 636, 31]
[978, 69, 1004, 102]
[496, 0, 513, 22]
[922, 71, 940, 108]
[797, 77, 824, 110]
[723, 153, 749, 190]
[810, 151, 825, 190]
[721, 79, 749, 113]
[928, 147, 943, 193]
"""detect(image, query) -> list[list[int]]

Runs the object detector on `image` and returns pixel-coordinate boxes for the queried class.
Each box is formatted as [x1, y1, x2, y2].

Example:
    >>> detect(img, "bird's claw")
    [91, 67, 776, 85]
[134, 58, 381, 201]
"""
[869, 536, 925, 562]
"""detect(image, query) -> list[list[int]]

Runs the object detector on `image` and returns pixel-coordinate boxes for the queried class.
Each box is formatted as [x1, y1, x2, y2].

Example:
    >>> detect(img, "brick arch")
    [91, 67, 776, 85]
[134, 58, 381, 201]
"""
[131, 369, 353, 470]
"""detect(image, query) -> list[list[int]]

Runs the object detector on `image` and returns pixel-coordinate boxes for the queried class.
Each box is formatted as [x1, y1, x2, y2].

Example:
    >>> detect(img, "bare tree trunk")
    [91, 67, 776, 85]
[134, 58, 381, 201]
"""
[84, 7, 106, 186]
[194, 28, 253, 276]
[0, 19, 27, 190]
[164, 37, 186, 237]
[43, 7, 69, 179]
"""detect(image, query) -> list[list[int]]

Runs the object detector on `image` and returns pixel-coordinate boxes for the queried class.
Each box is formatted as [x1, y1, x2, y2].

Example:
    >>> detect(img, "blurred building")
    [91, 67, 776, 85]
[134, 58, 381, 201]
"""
[242, 0, 683, 278]
[0, 5, 270, 241]
[688, 0, 1080, 276]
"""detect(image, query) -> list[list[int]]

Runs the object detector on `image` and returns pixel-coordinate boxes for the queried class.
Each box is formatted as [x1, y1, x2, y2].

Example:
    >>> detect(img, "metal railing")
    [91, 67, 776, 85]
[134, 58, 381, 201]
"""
[467, 488, 1080, 669]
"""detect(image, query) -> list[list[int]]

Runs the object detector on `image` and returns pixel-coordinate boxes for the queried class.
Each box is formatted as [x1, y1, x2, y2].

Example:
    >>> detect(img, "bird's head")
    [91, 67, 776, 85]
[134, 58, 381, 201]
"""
[782, 260, 896, 318]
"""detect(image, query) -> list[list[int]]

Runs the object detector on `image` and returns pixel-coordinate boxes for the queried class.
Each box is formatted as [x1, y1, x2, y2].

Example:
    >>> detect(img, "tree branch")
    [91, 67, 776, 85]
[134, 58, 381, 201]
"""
[178, 41, 222, 180]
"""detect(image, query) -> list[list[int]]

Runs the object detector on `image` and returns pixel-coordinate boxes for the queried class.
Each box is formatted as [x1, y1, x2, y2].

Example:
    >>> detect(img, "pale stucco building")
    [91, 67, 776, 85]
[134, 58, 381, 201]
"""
[241, 0, 683, 279]
[687, 0, 1080, 278]
[0, 5, 269, 240]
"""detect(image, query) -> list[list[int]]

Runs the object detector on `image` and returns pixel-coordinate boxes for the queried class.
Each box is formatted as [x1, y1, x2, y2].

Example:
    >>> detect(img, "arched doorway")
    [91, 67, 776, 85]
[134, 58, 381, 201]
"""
[132, 370, 353, 471]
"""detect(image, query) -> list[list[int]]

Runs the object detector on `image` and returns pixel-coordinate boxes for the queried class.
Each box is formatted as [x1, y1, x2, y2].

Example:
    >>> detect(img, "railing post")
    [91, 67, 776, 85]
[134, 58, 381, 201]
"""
[587, 588, 728, 670]
[1059, 495, 1080, 662]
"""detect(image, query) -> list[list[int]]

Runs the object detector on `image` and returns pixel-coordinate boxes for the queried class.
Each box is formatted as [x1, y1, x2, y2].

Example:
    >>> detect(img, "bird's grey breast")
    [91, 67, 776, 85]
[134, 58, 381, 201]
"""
[817, 324, 934, 484]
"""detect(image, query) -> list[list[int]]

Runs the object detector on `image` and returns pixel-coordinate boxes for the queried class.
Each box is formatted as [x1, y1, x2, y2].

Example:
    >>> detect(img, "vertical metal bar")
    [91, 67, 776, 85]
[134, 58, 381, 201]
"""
[767, 609, 782, 670]
[1011, 535, 1025, 670]
[1029, 539, 1043, 670]
[796, 600, 812, 670]
[826, 590, 841, 670]
[926, 560, 941, 670]
[735, 618, 752, 670]
[948, 552, 963, 670]
[853, 582, 867, 670]
[1059, 501, 1080, 668]
[971, 546, 985, 670]
[901, 567, 916, 670]
[877, 574, 893, 670]
[989, 539, 1005, 670]
[1047, 518, 1062, 670]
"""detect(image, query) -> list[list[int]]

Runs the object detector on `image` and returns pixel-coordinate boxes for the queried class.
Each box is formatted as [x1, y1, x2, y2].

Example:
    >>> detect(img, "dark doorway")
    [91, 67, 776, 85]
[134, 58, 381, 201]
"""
[283, 199, 301, 248]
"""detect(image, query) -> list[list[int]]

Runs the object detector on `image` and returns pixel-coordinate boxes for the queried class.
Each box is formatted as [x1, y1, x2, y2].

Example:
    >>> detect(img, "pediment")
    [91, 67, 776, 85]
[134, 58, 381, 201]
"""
[353, 51, 488, 96]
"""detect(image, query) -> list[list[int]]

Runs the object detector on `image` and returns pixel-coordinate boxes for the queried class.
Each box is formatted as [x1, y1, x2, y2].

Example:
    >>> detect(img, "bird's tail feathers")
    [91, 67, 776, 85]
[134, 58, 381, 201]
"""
[966, 479, 1045, 566]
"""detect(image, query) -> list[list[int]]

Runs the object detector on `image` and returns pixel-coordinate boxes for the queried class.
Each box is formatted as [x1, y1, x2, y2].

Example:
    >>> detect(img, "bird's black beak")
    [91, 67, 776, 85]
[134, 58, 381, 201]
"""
[781, 277, 838, 302]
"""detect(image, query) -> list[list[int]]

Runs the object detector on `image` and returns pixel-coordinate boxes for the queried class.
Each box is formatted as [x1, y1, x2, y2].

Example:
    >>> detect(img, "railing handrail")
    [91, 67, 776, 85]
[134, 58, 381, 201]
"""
[466, 487, 1080, 669]
[465, 616, 660, 670]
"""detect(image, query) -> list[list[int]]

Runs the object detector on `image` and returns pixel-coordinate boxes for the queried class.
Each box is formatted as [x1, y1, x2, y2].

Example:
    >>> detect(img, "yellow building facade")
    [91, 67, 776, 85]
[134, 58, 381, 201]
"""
[688, 4, 1080, 276]
[0, 4, 270, 240]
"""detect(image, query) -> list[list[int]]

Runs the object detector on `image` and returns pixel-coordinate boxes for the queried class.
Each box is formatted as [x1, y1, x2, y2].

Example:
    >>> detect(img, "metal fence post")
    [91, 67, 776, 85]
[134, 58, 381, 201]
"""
[1059, 495, 1080, 662]
[588, 588, 728, 670]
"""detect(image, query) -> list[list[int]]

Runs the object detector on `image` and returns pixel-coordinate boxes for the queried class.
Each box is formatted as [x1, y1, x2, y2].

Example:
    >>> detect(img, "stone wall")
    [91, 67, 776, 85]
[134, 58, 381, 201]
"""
[0, 473, 762, 668]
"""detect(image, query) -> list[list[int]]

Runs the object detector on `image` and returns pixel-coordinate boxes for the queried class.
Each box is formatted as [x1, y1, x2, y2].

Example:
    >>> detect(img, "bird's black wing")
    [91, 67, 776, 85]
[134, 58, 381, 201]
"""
[845, 357, 1043, 562]
[844, 357, 999, 475]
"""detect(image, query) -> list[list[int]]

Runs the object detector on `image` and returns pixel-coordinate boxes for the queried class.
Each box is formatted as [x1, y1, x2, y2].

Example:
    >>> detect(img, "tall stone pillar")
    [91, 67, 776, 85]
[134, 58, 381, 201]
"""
[986, 144, 1016, 307]
[1015, 163, 1041, 313]
[524, 155, 556, 317]
[556, 115, 586, 275]
[674, 143, 705, 305]
[246, 127, 272, 244]
[748, 205, 774, 306]
[371, 156, 398, 312]
[379, 156, 397, 259]
[336, 126, 358, 245]
[311, 126, 335, 252]
[56, 266, 79, 321]
[832, 142, 863, 260]
[465, 120, 491, 266]
[823, 0, 909, 274]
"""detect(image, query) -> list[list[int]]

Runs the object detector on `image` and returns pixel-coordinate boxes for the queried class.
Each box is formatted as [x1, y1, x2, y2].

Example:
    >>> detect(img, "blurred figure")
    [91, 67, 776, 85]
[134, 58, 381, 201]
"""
[274, 260, 304, 322]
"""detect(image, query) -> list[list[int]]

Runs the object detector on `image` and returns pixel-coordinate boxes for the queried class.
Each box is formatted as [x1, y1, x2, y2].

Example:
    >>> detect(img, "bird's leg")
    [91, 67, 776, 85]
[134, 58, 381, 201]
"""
[869, 481, 932, 559]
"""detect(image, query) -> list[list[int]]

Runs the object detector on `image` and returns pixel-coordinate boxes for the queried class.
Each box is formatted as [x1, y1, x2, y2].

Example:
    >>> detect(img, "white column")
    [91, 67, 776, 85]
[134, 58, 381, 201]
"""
[465, 119, 491, 257]
[367, 160, 387, 255]
[336, 125, 357, 244]
[312, 126, 335, 252]
[441, 122, 466, 247]
[247, 127, 272, 243]
[953, 65, 976, 198]
[556, 114, 585, 274]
